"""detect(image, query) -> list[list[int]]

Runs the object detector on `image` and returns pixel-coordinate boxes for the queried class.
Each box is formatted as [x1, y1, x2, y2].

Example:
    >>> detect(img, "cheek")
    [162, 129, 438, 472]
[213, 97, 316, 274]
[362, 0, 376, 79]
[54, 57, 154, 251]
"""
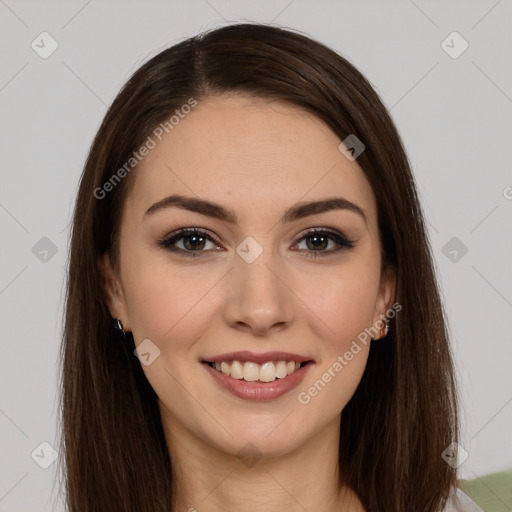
[295, 270, 376, 419]
[277, 260, 379, 415]
[300, 260, 380, 351]
[121, 248, 217, 346]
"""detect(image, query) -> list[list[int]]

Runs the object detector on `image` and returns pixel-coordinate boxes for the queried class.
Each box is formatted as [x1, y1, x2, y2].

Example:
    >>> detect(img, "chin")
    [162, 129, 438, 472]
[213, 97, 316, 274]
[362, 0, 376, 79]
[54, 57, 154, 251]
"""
[209, 420, 308, 461]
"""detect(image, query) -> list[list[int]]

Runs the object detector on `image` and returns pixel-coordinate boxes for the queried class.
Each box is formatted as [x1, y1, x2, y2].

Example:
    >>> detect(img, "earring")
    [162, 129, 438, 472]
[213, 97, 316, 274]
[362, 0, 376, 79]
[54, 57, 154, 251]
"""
[372, 316, 389, 341]
[113, 318, 125, 334]
[381, 317, 389, 338]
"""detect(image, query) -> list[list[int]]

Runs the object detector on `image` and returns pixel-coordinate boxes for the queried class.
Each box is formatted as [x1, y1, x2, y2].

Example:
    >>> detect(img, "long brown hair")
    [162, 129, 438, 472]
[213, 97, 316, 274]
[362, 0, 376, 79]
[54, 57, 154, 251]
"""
[58, 22, 461, 511]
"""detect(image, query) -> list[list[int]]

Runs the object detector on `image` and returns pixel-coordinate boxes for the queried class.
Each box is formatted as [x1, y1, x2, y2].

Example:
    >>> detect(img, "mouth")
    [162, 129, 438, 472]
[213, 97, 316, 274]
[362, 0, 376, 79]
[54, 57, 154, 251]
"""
[200, 351, 315, 401]
[203, 360, 313, 382]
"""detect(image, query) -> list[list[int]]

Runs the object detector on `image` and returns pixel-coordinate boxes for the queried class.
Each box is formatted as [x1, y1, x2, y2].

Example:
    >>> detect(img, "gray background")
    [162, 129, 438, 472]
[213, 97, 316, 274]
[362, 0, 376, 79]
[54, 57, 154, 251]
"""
[1, 0, 511, 510]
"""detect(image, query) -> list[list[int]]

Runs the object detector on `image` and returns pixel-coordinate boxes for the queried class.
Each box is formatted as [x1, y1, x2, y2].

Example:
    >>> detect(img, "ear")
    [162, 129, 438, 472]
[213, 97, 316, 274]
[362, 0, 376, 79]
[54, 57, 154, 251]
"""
[372, 265, 396, 336]
[97, 252, 131, 332]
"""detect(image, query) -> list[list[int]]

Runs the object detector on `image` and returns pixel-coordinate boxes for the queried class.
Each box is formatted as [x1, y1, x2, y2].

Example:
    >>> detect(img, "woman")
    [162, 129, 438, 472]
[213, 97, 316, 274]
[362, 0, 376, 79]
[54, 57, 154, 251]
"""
[58, 22, 483, 511]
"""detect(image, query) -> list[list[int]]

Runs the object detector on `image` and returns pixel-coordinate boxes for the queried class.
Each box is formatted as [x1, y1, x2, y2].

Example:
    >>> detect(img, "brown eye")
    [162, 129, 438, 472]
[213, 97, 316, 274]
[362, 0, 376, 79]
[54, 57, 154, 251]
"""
[157, 228, 221, 258]
[294, 228, 356, 258]
[157, 227, 356, 259]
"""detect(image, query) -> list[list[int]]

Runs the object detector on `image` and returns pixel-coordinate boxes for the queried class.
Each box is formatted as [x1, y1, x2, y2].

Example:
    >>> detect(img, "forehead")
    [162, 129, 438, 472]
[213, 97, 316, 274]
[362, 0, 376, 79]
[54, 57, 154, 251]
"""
[125, 94, 377, 228]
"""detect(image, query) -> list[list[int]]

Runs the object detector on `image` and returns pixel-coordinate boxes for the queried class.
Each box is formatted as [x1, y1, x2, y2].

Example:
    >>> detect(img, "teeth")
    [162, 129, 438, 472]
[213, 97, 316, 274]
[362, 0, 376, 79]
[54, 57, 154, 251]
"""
[230, 360, 244, 379]
[221, 362, 230, 375]
[209, 360, 306, 381]
[259, 362, 276, 382]
[243, 362, 260, 381]
[275, 361, 288, 379]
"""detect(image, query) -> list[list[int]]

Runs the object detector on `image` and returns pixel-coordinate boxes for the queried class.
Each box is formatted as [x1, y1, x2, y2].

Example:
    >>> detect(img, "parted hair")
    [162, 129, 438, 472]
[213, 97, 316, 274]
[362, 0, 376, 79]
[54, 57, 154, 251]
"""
[58, 22, 461, 511]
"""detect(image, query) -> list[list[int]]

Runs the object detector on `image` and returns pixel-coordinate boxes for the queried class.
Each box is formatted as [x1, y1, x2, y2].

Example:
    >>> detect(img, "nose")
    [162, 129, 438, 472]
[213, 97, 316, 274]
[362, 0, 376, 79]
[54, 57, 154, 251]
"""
[222, 247, 295, 337]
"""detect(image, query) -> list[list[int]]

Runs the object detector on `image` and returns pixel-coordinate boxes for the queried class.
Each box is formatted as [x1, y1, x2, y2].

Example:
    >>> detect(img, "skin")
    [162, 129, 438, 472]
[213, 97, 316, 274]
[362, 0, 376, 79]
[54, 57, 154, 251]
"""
[99, 94, 395, 512]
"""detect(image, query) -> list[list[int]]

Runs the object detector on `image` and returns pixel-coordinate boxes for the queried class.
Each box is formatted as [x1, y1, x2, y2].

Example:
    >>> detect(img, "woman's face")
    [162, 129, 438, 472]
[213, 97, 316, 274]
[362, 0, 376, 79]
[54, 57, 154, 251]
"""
[100, 94, 395, 458]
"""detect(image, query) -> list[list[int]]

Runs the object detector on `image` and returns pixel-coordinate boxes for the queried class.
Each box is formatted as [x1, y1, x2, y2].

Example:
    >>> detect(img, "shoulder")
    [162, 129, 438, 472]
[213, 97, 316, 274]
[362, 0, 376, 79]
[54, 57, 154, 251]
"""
[442, 486, 484, 512]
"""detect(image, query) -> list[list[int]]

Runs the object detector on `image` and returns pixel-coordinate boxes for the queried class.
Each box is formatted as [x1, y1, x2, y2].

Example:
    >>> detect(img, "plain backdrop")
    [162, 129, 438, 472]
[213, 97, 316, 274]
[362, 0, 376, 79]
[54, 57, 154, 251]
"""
[1, 1, 511, 510]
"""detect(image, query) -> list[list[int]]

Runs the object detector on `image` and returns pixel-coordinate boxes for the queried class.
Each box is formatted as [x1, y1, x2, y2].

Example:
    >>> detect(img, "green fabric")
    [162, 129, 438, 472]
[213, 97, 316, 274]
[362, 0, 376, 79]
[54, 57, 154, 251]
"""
[461, 468, 512, 512]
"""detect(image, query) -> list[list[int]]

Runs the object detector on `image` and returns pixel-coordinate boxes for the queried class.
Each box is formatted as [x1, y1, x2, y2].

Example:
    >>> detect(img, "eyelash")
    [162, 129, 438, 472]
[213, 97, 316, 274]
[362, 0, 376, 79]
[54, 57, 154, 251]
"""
[156, 227, 356, 259]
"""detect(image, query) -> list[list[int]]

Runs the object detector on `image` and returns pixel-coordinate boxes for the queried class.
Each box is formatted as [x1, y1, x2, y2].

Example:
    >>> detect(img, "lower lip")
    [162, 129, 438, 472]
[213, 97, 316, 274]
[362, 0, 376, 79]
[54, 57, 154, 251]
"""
[202, 362, 313, 401]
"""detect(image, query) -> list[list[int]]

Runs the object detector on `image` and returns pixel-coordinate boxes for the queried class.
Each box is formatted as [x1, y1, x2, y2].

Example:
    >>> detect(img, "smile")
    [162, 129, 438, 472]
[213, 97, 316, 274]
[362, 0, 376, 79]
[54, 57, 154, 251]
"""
[201, 351, 315, 401]
[206, 360, 307, 382]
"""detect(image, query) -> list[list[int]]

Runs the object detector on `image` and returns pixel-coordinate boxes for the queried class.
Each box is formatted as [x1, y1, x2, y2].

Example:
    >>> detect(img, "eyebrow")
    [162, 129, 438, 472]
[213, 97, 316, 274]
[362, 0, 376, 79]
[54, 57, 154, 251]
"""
[143, 194, 367, 226]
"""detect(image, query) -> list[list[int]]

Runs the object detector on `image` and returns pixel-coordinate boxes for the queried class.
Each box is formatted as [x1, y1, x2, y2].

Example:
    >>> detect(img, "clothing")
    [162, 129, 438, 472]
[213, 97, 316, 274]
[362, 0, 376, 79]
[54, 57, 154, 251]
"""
[443, 486, 484, 512]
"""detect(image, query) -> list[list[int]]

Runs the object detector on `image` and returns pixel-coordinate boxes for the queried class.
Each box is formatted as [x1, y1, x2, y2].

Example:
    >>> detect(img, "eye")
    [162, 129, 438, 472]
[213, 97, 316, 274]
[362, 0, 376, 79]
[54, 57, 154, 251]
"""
[156, 228, 221, 258]
[293, 228, 356, 258]
[156, 227, 356, 258]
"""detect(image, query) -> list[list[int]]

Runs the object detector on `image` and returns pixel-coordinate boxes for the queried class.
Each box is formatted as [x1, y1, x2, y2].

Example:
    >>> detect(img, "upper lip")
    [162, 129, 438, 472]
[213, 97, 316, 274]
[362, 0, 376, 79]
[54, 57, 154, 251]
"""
[202, 351, 314, 365]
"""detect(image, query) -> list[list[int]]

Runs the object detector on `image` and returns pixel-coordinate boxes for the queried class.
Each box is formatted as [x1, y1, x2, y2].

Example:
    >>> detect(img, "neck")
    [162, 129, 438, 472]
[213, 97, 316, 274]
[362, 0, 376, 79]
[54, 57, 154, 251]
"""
[159, 404, 364, 512]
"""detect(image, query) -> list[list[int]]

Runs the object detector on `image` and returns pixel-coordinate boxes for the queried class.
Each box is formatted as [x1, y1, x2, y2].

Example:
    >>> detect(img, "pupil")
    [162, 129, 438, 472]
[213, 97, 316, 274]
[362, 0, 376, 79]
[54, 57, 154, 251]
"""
[184, 235, 205, 250]
[307, 235, 327, 250]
